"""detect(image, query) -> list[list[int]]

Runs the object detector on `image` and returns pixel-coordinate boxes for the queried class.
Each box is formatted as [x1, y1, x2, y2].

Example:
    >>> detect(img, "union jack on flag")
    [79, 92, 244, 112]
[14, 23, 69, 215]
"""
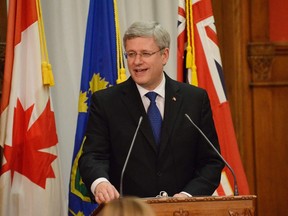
[177, 0, 250, 196]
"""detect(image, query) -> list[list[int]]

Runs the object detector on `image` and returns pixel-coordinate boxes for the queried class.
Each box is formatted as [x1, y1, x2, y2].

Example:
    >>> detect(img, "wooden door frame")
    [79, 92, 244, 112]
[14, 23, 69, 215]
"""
[212, 0, 256, 193]
[0, 0, 7, 169]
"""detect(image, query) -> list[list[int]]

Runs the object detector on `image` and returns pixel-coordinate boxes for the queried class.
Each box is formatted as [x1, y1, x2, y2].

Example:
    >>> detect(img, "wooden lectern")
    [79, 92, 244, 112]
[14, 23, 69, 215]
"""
[144, 195, 256, 216]
[91, 195, 256, 216]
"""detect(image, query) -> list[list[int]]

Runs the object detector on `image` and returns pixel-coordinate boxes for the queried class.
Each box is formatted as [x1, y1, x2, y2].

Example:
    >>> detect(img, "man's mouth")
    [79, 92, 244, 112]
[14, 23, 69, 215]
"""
[134, 68, 148, 72]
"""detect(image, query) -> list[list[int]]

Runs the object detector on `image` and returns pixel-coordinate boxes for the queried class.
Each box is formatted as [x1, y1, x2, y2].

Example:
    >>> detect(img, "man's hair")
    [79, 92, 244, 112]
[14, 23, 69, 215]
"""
[123, 21, 170, 50]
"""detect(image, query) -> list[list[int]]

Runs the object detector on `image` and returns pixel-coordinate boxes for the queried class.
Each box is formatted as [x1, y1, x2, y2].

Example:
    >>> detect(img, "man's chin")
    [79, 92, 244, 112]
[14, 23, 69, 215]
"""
[132, 76, 148, 85]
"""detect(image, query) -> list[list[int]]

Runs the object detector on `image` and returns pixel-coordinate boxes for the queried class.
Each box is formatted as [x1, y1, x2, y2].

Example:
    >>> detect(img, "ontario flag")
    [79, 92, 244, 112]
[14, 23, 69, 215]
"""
[0, 0, 66, 215]
[177, 0, 250, 195]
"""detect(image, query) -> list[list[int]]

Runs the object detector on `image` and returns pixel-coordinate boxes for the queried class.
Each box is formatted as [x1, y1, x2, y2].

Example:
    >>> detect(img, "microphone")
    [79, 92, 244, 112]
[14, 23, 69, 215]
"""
[120, 116, 143, 197]
[185, 113, 239, 196]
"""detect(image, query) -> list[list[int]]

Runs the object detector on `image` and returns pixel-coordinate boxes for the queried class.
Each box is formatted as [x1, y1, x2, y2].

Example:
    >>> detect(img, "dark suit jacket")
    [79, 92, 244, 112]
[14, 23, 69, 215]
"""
[79, 73, 224, 198]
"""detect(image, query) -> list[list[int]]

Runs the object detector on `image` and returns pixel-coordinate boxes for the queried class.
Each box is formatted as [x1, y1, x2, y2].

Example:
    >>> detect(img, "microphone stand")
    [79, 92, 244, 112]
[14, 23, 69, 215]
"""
[185, 114, 239, 196]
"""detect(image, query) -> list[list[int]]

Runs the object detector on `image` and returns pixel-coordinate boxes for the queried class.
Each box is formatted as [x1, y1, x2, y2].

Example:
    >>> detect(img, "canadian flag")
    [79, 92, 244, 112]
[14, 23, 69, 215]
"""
[0, 0, 66, 215]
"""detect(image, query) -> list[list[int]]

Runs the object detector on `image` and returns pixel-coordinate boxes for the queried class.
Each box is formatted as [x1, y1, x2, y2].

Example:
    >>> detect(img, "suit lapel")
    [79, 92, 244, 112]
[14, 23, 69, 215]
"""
[159, 75, 182, 156]
[120, 78, 158, 152]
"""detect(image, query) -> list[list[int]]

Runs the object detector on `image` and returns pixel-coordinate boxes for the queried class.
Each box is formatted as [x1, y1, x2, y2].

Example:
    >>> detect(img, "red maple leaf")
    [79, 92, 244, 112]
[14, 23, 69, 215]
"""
[0, 99, 58, 189]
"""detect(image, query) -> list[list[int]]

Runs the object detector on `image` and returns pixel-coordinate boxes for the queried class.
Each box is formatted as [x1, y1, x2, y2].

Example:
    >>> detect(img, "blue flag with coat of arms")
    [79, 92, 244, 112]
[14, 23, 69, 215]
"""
[68, 0, 126, 215]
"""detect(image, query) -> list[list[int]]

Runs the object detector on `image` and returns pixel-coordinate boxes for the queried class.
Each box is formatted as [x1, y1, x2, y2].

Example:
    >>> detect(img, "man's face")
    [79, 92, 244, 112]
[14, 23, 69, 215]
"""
[125, 37, 169, 90]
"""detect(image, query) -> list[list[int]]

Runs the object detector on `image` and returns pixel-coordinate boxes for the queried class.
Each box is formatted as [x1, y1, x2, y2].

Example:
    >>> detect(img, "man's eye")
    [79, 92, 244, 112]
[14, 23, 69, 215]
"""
[128, 53, 136, 58]
[142, 52, 151, 57]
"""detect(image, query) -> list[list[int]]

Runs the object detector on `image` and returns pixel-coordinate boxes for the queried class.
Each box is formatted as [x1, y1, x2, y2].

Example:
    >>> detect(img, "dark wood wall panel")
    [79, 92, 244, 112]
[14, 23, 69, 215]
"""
[250, 43, 288, 215]
[250, 0, 269, 41]
[0, 0, 7, 167]
[214, 0, 288, 215]
[253, 86, 288, 216]
[0, 0, 7, 96]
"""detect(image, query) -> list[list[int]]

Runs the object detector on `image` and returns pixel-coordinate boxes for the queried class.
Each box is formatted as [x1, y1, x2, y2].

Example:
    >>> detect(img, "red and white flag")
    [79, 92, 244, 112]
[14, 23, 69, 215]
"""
[177, 0, 250, 195]
[0, 0, 66, 215]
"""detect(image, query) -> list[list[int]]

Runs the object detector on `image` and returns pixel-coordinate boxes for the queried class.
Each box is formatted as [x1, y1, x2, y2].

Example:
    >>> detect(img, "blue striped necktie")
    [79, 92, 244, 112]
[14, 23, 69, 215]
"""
[146, 92, 162, 145]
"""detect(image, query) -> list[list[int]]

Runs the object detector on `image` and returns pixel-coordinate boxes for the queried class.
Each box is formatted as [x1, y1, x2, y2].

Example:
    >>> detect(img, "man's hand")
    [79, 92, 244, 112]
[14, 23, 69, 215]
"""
[173, 193, 189, 198]
[94, 182, 120, 204]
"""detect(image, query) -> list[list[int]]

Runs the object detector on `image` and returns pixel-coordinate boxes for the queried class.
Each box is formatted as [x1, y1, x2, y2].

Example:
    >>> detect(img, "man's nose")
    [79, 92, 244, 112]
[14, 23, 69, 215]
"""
[133, 53, 143, 63]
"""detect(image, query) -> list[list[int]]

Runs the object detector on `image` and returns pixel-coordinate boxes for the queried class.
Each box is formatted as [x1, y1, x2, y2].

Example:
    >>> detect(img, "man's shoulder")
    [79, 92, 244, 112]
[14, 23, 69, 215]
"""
[167, 77, 206, 95]
[92, 78, 133, 98]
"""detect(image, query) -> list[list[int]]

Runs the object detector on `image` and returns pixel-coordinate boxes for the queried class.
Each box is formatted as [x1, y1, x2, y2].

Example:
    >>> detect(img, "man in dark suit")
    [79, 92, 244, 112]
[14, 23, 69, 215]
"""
[79, 21, 224, 204]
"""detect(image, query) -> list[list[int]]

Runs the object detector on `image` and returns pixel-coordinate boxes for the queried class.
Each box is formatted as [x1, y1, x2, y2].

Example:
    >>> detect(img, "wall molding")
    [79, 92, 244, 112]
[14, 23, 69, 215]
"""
[274, 42, 288, 55]
[247, 42, 275, 82]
